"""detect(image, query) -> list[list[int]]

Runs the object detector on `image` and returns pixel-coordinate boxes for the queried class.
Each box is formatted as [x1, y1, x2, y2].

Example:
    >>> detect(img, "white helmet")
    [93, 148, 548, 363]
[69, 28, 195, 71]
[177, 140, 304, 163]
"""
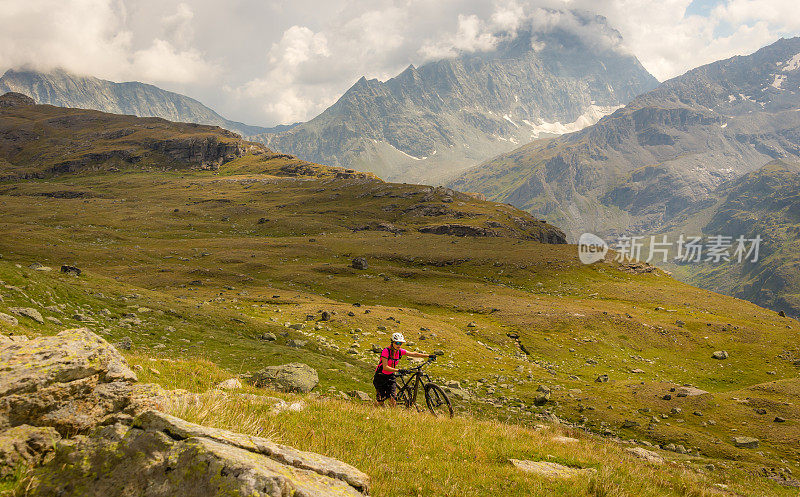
[391, 332, 406, 343]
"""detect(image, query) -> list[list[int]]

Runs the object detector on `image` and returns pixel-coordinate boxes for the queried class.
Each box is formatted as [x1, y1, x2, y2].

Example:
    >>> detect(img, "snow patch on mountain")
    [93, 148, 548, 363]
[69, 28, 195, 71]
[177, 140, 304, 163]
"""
[782, 53, 800, 72]
[523, 104, 622, 139]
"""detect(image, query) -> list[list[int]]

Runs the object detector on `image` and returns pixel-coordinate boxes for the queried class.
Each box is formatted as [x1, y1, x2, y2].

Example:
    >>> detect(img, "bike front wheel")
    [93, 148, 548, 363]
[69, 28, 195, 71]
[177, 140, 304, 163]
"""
[424, 383, 453, 418]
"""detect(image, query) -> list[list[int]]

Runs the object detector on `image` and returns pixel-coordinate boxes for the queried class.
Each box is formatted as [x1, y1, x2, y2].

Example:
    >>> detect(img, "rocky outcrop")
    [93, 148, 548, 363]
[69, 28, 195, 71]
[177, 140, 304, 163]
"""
[0, 330, 369, 496]
[418, 224, 498, 237]
[0, 92, 35, 109]
[29, 411, 368, 497]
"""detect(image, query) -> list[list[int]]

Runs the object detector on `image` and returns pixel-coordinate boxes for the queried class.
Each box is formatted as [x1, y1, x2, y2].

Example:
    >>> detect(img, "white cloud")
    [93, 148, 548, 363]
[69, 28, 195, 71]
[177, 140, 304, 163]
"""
[1, 0, 799, 126]
[0, 0, 217, 84]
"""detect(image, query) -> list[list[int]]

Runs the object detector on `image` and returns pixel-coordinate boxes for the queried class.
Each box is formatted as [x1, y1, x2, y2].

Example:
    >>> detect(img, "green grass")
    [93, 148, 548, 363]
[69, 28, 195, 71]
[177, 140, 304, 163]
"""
[2, 103, 799, 495]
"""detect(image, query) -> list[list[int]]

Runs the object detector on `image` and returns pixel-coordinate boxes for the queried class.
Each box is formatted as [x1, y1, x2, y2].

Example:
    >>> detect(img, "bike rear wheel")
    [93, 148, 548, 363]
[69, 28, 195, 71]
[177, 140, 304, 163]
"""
[424, 383, 453, 418]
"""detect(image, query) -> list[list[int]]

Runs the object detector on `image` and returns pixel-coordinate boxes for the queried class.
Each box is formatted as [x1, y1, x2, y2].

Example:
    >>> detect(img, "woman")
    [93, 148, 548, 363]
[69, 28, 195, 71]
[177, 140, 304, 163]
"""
[373, 332, 435, 406]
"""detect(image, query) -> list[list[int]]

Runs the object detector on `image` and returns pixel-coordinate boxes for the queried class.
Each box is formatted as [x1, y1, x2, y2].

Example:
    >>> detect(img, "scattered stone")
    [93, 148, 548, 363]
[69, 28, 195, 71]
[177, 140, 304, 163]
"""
[595, 374, 609, 383]
[534, 385, 551, 406]
[249, 363, 319, 393]
[60, 265, 81, 276]
[9, 307, 44, 324]
[0, 312, 18, 326]
[755, 408, 767, 415]
[671, 407, 682, 415]
[675, 320, 685, 327]
[217, 378, 243, 390]
[321, 311, 332, 321]
[259, 332, 277, 341]
[286, 339, 308, 348]
[115, 336, 133, 350]
[732, 436, 759, 448]
[621, 420, 640, 429]
[349, 391, 371, 402]
[676, 386, 709, 397]
[662, 394, 672, 401]
[778, 310, 786, 317]
[626, 447, 664, 464]
[712, 351, 729, 360]
[774, 417, 786, 423]
[509, 459, 596, 479]
[351, 257, 368, 270]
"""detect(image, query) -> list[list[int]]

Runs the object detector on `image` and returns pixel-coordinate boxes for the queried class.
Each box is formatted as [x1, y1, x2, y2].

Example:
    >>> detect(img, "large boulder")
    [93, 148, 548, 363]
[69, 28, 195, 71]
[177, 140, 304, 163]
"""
[249, 363, 319, 393]
[28, 412, 368, 496]
[1, 329, 370, 496]
[0, 328, 140, 434]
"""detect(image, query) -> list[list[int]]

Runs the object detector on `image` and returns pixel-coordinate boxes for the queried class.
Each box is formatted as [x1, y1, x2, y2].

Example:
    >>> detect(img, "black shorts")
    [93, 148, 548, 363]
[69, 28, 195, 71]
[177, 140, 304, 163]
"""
[373, 371, 397, 402]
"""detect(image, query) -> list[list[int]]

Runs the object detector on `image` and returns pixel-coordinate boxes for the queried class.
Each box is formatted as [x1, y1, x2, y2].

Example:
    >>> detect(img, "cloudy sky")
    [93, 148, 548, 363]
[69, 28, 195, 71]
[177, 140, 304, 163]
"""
[1, 0, 798, 126]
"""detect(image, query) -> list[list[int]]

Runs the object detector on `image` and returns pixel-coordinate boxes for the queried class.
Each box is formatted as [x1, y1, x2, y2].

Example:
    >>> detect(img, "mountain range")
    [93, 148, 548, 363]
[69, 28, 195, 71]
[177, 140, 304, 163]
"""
[0, 68, 269, 137]
[451, 36, 800, 316]
[253, 12, 658, 184]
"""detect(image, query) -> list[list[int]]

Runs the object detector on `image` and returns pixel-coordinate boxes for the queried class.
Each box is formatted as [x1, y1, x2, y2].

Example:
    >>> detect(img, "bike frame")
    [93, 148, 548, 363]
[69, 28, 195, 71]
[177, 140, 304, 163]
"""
[395, 359, 434, 406]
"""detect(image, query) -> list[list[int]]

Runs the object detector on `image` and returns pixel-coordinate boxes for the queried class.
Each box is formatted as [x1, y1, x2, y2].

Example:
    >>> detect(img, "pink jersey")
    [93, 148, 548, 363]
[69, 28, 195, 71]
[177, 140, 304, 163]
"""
[376, 347, 406, 374]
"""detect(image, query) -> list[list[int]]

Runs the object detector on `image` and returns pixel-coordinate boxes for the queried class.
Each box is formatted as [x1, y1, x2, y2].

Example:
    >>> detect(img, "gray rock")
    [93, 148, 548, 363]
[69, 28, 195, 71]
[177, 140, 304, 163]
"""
[595, 374, 609, 383]
[534, 385, 551, 406]
[0, 328, 139, 435]
[732, 436, 759, 448]
[509, 459, 597, 479]
[216, 378, 243, 390]
[9, 307, 44, 324]
[287, 339, 307, 348]
[626, 447, 664, 464]
[60, 265, 81, 276]
[0, 312, 18, 326]
[349, 391, 371, 402]
[675, 386, 709, 397]
[115, 336, 133, 350]
[30, 413, 369, 496]
[351, 257, 368, 270]
[711, 351, 729, 360]
[259, 332, 277, 341]
[249, 363, 319, 393]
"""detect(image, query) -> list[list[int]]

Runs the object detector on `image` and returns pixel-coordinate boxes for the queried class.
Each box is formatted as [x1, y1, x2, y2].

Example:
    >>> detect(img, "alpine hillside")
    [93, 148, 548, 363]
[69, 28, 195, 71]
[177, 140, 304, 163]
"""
[0, 68, 269, 138]
[253, 11, 658, 184]
[2, 95, 800, 496]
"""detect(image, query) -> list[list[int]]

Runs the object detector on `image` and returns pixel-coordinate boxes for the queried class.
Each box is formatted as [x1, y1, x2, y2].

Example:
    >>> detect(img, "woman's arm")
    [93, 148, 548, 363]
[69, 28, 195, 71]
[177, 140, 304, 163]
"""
[405, 351, 432, 358]
[381, 356, 400, 373]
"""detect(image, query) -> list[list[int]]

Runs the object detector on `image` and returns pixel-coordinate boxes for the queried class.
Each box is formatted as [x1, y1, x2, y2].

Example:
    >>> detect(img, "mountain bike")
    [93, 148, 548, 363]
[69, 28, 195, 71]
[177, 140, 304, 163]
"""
[396, 357, 453, 418]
